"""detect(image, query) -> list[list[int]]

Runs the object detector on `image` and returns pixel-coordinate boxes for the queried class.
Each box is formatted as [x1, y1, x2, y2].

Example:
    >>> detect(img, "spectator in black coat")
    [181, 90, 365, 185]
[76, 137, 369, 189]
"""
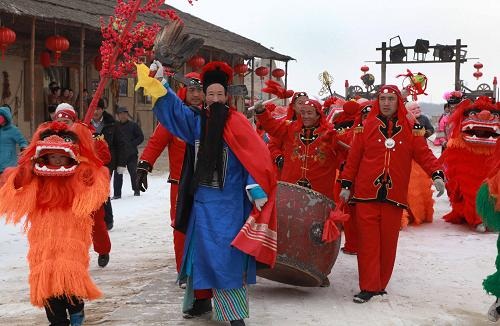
[112, 106, 144, 198]
[91, 99, 127, 230]
[406, 101, 435, 138]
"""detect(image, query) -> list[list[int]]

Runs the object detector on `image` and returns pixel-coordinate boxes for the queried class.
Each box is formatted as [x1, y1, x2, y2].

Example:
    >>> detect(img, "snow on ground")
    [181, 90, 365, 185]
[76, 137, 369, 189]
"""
[0, 161, 498, 325]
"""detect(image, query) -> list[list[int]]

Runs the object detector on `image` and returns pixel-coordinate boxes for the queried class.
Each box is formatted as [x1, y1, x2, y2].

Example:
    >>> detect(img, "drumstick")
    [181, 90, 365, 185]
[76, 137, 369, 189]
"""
[247, 97, 280, 111]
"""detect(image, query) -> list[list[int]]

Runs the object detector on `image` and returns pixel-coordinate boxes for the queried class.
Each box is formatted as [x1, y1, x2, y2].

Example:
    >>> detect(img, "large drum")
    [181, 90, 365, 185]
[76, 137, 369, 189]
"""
[257, 182, 341, 287]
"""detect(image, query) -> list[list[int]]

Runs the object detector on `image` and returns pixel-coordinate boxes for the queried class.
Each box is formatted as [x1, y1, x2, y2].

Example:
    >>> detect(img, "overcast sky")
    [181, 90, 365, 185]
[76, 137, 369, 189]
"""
[167, 0, 499, 104]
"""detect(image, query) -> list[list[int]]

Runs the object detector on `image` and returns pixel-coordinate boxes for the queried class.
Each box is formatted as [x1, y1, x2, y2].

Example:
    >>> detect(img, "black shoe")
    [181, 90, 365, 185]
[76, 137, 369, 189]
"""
[134, 191, 140, 196]
[183, 299, 212, 319]
[230, 320, 245, 326]
[111, 195, 121, 200]
[353, 290, 382, 304]
[106, 222, 113, 230]
[98, 254, 109, 267]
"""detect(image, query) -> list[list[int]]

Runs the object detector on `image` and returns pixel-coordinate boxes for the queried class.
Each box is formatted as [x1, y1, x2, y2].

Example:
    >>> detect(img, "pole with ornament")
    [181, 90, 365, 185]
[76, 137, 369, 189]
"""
[84, 0, 184, 124]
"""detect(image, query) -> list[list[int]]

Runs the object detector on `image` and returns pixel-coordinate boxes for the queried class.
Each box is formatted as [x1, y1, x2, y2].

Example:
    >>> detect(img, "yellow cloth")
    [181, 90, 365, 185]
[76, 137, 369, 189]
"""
[134, 63, 167, 105]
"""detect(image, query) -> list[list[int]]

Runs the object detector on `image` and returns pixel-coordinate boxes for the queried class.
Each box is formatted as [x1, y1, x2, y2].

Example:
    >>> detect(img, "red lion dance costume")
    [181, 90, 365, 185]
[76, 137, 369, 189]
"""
[442, 96, 500, 230]
[0, 121, 109, 307]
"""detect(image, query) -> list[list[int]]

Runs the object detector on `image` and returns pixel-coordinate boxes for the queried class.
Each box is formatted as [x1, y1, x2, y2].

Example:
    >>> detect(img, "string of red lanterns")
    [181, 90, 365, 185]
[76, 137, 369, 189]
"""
[187, 55, 205, 71]
[45, 35, 70, 65]
[0, 27, 16, 61]
[271, 68, 285, 79]
[473, 62, 483, 80]
[255, 66, 269, 80]
[234, 63, 248, 76]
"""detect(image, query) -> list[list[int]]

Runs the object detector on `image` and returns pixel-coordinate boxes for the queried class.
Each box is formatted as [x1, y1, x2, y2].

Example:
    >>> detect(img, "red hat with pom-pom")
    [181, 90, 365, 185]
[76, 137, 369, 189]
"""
[200, 61, 233, 93]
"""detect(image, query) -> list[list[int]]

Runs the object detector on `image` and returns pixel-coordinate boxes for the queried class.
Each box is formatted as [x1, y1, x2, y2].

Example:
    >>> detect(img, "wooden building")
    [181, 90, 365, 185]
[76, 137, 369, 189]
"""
[0, 0, 292, 138]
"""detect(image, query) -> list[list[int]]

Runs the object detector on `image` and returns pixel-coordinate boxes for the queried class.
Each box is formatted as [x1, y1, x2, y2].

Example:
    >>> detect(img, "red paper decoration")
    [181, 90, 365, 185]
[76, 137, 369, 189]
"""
[473, 62, 483, 70]
[255, 66, 269, 80]
[360, 65, 369, 73]
[234, 63, 248, 76]
[473, 71, 483, 79]
[271, 68, 285, 79]
[45, 35, 70, 64]
[0, 27, 16, 60]
[40, 50, 51, 68]
[187, 55, 205, 70]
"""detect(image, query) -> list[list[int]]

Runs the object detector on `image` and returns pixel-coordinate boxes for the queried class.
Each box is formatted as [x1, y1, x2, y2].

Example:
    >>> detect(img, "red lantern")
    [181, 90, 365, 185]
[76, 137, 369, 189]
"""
[234, 63, 248, 76]
[40, 50, 51, 68]
[360, 65, 369, 73]
[0, 27, 16, 60]
[94, 55, 103, 71]
[474, 62, 483, 70]
[271, 68, 285, 79]
[473, 71, 483, 79]
[255, 66, 269, 80]
[45, 35, 70, 64]
[187, 55, 205, 70]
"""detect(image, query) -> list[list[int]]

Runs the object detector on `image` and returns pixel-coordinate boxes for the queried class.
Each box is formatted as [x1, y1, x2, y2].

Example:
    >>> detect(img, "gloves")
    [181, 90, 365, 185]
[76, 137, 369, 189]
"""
[275, 155, 284, 170]
[433, 178, 445, 197]
[135, 63, 167, 104]
[339, 188, 351, 202]
[247, 185, 268, 211]
[136, 160, 153, 192]
[254, 100, 265, 114]
[254, 198, 268, 211]
[116, 166, 127, 175]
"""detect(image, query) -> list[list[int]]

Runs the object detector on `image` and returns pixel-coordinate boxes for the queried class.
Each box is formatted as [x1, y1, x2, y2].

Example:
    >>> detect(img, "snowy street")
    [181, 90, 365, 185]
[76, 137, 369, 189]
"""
[0, 168, 498, 325]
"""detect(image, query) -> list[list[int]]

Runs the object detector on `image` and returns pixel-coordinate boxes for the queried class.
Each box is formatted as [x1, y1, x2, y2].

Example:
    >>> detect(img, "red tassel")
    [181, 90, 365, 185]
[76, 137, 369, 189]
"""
[322, 202, 350, 243]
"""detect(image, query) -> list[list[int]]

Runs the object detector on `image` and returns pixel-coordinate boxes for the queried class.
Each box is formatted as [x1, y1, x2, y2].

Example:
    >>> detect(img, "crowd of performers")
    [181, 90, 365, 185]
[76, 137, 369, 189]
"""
[1, 58, 500, 325]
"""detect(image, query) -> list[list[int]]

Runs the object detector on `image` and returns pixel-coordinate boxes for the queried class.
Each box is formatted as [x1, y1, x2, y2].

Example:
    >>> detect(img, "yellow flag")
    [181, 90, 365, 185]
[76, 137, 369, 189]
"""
[134, 63, 167, 105]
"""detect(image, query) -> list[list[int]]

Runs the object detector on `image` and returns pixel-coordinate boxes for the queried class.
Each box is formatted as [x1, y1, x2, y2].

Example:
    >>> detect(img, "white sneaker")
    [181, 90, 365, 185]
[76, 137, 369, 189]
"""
[476, 223, 487, 233]
[488, 299, 500, 322]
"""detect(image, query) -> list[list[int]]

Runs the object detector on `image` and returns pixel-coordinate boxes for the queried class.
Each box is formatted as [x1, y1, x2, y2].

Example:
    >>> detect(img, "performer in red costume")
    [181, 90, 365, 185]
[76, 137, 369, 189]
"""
[255, 99, 346, 201]
[267, 91, 309, 171]
[339, 85, 445, 303]
[137, 72, 202, 274]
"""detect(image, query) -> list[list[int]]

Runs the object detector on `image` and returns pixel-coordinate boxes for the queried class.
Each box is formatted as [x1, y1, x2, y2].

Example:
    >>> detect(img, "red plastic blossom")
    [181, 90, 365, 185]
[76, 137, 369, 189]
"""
[84, 0, 189, 124]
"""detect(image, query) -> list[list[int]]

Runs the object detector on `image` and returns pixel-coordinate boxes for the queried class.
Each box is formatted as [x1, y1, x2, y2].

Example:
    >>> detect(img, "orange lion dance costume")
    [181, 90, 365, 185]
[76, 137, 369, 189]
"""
[0, 121, 109, 307]
[441, 96, 500, 230]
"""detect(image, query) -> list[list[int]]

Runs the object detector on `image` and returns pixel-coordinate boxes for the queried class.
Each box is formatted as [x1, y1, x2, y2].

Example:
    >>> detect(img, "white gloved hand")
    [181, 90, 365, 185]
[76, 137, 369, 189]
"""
[149, 60, 164, 79]
[254, 197, 268, 211]
[254, 100, 265, 114]
[433, 178, 445, 197]
[116, 166, 127, 175]
[339, 188, 351, 202]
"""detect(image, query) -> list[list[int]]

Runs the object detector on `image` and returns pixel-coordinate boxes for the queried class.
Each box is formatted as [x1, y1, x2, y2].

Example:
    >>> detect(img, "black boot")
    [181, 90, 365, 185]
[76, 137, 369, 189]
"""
[353, 290, 382, 303]
[98, 254, 110, 267]
[230, 320, 245, 326]
[183, 299, 212, 319]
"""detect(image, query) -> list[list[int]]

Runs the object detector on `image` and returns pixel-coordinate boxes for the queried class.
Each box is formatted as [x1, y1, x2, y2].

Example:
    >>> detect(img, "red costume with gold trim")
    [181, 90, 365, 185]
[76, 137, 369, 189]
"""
[441, 96, 500, 228]
[139, 123, 186, 271]
[257, 99, 344, 200]
[340, 85, 443, 293]
[0, 121, 109, 307]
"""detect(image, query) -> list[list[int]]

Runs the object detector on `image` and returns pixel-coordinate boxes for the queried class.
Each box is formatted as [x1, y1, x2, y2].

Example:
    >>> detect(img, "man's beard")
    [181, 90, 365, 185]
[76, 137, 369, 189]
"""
[191, 102, 229, 192]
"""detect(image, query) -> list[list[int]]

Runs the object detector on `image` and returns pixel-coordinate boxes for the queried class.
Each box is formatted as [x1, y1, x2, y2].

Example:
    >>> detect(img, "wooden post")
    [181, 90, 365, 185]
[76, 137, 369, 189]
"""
[268, 59, 273, 100]
[381, 42, 387, 85]
[79, 27, 85, 119]
[284, 60, 288, 106]
[250, 57, 255, 106]
[30, 17, 36, 135]
[454, 39, 461, 91]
